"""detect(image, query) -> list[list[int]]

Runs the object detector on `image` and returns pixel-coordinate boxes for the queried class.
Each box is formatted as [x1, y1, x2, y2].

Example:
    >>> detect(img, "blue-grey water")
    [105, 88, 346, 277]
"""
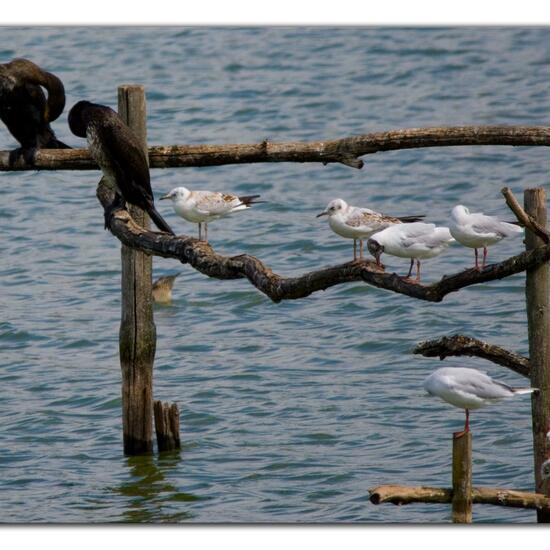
[0, 26, 548, 523]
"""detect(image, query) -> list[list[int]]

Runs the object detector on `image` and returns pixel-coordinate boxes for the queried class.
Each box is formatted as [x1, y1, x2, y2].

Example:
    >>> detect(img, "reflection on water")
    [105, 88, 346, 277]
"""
[111, 453, 197, 522]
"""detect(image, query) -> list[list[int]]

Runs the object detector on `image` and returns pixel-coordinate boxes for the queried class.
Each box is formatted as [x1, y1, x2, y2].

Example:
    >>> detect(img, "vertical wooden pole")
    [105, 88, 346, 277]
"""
[524, 187, 550, 522]
[452, 432, 472, 523]
[118, 85, 156, 455]
[154, 400, 181, 452]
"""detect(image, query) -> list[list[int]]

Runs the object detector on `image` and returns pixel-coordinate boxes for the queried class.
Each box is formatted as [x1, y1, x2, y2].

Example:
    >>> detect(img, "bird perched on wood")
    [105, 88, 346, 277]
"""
[542, 459, 550, 482]
[152, 273, 181, 304]
[316, 198, 425, 260]
[423, 366, 537, 437]
[160, 186, 264, 242]
[0, 58, 70, 165]
[367, 222, 454, 281]
[450, 205, 523, 270]
[68, 100, 174, 234]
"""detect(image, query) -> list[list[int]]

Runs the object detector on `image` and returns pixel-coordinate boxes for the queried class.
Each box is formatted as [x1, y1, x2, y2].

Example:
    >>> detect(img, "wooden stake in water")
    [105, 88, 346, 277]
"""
[524, 187, 550, 523]
[452, 431, 472, 523]
[118, 85, 156, 455]
[154, 401, 181, 452]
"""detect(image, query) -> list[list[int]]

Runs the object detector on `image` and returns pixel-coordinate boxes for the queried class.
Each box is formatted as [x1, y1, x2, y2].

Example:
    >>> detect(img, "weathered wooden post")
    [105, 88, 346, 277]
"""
[118, 85, 156, 455]
[452, 432, 472, 523]
[524, 187, 550, 522]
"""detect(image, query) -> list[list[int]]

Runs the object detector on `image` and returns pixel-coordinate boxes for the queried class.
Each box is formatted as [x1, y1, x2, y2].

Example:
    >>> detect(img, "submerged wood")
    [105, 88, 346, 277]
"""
[369, 485, 550, 510]
[5, 125, 550, 170]
[95, 183, 550, 304]
[413, 334, 530, 378]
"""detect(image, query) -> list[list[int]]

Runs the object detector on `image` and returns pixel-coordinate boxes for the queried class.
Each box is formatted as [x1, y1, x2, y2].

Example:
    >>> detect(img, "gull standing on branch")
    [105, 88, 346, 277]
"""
[161, 186, 264, 242]
[367, 222, 454, 281]
[423, 366, 537, 437]
[450, 205, 523, 270]
[68, 100, 174, 234]
[316, 198, 425, 260]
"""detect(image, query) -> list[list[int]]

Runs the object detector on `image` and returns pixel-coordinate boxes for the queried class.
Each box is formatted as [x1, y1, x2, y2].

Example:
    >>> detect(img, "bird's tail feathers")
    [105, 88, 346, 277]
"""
[49, 139, 72, 149]
[512, 387, 538, 395]
[238, 194, 266, 207]
[148, 207, 175, 235]
[398, 215, 426, 223]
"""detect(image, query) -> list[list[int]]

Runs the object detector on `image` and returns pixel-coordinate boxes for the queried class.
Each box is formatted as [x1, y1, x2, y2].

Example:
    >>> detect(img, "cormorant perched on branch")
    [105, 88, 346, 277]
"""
[0, 58, 70, 165]
[68, 100, 174, 234]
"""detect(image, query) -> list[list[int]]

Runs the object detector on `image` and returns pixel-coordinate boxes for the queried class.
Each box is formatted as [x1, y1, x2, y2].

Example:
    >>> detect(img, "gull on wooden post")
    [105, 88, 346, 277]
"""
[450, 205, 523, 270]
[366, 222, 454, 281]
[160, 186, 264, 242]
[423, 366, 537, 437]
[316, 198, 425, 260]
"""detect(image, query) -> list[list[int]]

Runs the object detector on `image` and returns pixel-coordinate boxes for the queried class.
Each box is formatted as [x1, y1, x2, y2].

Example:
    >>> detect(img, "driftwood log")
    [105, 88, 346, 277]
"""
[5, 125, 550, 171]
[95, 181, 550, 304]
[414, 334, 530, 378]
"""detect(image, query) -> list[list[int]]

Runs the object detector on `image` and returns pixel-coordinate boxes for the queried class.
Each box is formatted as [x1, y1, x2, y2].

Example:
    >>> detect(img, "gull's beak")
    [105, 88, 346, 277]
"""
[160, 193, 171, 200]
[316, 211, 328, 218]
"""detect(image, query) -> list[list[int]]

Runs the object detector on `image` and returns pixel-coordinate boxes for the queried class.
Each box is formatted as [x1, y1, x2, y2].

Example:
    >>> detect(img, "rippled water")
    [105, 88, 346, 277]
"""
[1, 26, 549, 523]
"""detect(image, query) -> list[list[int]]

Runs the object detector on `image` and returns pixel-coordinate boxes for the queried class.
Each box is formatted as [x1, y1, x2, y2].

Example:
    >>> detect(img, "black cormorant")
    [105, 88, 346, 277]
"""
[68, 100, 174, 234]
[0, 58, 70, 165]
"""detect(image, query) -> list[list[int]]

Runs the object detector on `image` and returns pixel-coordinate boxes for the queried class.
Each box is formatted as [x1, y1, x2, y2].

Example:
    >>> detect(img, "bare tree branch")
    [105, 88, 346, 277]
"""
[96, 181, 550, 303]
[413, 334, 530, 378]
[369, 484, 550, 510]
[5, 125, 550, 171]
[502, 186, 550, 244]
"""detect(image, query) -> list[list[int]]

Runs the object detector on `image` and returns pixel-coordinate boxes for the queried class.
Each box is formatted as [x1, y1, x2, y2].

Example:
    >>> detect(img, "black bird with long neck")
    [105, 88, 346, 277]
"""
[68, 100, 174, 234]
[0, 58, 70, 165]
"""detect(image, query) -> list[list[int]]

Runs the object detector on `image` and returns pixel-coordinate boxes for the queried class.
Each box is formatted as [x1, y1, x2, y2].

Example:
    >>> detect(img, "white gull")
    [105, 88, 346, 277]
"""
[424, 366, 536, 436]
[366, 222, 454, 281]
[161, 186, 263, 242]
[450, 205, 523, 270]
[316, 198, 424, 260]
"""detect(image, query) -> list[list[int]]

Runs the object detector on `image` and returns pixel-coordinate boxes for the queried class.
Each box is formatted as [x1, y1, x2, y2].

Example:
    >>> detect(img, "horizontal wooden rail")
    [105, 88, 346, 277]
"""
[369, 484, 550, 510]
[3, 125, 550, 171]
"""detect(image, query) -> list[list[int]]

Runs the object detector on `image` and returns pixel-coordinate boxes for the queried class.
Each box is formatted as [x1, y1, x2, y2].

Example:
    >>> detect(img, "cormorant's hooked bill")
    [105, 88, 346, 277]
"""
[68, 100, 175, 235]
[0, 58, 70, 166]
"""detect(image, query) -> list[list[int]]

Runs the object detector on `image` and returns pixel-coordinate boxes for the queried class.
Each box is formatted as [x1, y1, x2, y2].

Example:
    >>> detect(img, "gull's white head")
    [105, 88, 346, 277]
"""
[160, 186, 191, 203]
[316, 198, 349, 218]
[451, 205, 470, 220]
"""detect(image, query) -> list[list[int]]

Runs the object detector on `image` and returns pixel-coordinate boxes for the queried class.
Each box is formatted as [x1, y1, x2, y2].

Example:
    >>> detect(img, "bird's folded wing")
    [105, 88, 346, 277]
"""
[194, 191, 240, 214]
[95, 120, 154, 204]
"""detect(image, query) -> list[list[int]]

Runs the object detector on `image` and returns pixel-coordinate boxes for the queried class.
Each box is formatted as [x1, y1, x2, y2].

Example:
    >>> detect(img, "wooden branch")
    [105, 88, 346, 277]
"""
[502, 187, 550, 244]
[369, 485, 452, 505]
[413, 334, 530, 378]
[369, 484, 550, 510]
[5, 125, 550, 171]
[96, 182, 550, 303]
